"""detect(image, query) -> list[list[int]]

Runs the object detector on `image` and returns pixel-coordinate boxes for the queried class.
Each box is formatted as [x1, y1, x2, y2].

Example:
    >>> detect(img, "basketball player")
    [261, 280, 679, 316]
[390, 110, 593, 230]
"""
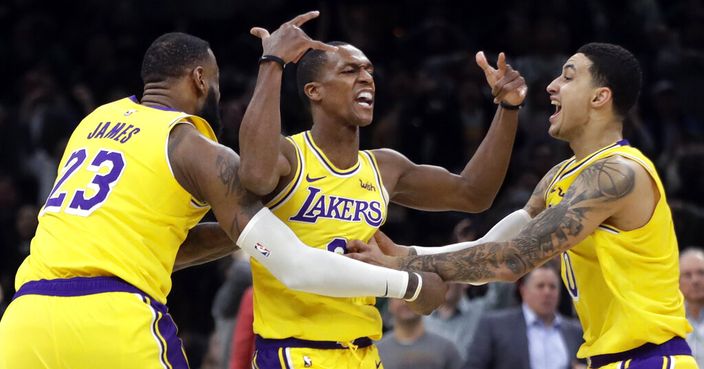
[0, 21, 446, 369]
[239, 13, 528, 369]
[348, 43, 697, 369]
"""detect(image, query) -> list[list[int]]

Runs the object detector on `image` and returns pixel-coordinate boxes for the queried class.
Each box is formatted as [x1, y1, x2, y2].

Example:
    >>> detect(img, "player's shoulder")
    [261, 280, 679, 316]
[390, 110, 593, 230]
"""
[369, 148, 411, 166]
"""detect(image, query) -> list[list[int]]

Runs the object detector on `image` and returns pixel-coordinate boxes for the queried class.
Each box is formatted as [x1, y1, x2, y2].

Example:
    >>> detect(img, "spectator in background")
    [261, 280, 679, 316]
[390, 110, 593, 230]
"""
[464, 265, 584, 369]
[423, 218, 490, 362]
[210, 252, 252, 369]
[377, 298, 463, 369]
[679, 247, 704, 368]
[229, 287, 254, 369]
[424, 283, 483, 363]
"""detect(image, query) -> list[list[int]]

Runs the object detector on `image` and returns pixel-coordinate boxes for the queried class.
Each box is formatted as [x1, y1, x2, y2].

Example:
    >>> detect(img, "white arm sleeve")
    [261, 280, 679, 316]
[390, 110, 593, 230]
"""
[411, 209, 532, 255]
[236, 207, 409, 299]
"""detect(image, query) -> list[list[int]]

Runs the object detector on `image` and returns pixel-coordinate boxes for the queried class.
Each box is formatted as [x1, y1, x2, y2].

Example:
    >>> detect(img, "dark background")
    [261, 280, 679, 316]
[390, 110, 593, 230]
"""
[1, 0, 703, 366]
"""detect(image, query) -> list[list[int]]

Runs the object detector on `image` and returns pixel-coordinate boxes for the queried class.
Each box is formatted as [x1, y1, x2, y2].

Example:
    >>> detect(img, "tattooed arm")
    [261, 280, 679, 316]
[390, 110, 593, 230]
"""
[169, 123, 262, 269]
[364, 156, 643, 283]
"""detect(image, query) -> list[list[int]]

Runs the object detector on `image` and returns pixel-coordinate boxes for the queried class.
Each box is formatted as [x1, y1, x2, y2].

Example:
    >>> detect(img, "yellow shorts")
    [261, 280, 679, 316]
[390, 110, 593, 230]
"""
[0, 277, 189, 369]
[253, 336, 384, 369]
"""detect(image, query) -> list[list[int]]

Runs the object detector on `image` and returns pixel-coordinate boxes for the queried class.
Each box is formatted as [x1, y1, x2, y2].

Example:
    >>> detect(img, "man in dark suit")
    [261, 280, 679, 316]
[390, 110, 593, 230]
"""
[464, 264, 585, 369]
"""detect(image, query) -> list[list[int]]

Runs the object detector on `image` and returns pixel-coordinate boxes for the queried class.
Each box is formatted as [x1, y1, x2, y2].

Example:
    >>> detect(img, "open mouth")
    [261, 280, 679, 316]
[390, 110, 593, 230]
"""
[549, 100, 562, 122]
[355, 91, 374, 108]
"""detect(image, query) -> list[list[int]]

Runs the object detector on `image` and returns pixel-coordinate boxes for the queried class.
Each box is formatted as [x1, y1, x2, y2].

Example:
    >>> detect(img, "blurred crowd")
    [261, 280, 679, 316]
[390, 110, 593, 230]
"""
[1, 0, 703, 368]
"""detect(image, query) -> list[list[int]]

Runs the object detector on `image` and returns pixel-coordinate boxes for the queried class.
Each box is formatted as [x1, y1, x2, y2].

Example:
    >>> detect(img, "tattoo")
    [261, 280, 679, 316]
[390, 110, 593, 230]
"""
[401, 156, 636, 283]
[523, 163, 561, 217]
[216, 154, 239, 197]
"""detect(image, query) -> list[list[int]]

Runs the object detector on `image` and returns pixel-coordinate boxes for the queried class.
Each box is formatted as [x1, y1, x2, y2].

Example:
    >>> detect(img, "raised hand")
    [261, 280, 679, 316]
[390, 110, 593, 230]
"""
[250, 10, 338, 65]
[475, 51, 527, 107]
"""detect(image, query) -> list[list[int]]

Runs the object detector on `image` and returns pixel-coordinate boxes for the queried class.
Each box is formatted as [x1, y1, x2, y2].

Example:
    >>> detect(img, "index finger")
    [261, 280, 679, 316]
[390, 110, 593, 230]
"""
[496, 52, 507, 73]
[288, 10, 320, 27]
[308, 40, 338, 53]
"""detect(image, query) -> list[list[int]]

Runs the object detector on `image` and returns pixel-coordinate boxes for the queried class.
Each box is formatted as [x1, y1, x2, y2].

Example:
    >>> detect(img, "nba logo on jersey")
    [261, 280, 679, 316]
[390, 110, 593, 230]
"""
[255, 242, 271, 257]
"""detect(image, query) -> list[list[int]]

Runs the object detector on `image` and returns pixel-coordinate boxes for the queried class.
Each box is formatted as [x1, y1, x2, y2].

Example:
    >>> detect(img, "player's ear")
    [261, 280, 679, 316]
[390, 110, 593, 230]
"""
[304, 82, 322, 102]
[191, 66, 207, 97]
[591, 86, 611, 109]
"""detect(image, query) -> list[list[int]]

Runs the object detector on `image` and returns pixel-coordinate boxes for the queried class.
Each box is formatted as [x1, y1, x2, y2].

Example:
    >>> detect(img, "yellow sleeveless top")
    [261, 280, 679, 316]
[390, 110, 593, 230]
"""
[16, 96, 216, 304]
[545, 140, 691, 357]
[251, 131, 389, 341]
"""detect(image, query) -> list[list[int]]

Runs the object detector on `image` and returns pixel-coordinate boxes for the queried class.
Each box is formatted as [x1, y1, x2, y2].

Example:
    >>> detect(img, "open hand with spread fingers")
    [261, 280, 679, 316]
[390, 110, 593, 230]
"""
[250, 10, 338, 66]
[475, 51, 528, 107]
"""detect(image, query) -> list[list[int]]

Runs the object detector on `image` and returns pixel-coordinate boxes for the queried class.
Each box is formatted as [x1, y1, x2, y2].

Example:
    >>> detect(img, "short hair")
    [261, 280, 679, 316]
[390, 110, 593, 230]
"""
[141, 32, 211, 84]
[577, 43, 642, 119]
[296, 41, 350, 109]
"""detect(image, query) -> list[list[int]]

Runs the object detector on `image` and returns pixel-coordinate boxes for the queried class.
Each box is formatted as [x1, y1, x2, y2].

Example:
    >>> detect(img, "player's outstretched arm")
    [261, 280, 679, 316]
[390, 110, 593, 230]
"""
[351, 156, 638, 284]
[373, 52, 526, 213]
[239, 11, 337, 196]
[168, 124, 447, 311]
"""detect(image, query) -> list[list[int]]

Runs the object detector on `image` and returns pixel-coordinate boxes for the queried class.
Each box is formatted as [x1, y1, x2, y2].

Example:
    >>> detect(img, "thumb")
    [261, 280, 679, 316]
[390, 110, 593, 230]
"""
[475, 51, 495, 74]
[373, 230, 394, 252]
[250, 27, 270, 39]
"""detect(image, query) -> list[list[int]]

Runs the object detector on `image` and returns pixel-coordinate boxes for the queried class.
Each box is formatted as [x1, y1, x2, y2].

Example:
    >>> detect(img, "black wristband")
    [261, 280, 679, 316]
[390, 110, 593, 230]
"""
[259, 55, 285, 69]
[499, 101, 523, 110]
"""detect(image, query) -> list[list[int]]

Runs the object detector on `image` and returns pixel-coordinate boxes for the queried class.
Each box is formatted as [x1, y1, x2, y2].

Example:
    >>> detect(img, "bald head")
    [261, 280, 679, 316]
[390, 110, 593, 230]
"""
[680, 247, 704, 304]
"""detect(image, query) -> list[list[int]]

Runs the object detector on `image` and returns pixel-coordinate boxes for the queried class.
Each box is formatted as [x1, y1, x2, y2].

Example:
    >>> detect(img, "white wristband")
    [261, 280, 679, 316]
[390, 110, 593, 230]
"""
[404, 272, 423, 302]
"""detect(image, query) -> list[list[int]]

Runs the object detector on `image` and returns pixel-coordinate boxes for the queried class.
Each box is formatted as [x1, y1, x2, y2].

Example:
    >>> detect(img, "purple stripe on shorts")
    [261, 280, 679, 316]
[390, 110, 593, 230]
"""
[156, 310, 189, 369]
[253, 347, 285, 369]
[588, 337, 690, 368]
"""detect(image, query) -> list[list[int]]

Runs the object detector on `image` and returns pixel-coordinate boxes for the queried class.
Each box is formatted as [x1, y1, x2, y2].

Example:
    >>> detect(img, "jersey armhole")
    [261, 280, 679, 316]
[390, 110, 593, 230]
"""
[265, 137, 303, 210]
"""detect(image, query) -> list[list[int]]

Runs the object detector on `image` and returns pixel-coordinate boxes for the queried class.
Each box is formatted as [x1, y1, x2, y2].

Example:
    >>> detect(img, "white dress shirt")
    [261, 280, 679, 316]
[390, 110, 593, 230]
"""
[523, 304, 569, 369]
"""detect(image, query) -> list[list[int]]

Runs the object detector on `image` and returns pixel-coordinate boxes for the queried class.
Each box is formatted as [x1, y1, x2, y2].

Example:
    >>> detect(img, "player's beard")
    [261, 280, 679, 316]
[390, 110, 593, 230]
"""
[199, 87, 222, 138]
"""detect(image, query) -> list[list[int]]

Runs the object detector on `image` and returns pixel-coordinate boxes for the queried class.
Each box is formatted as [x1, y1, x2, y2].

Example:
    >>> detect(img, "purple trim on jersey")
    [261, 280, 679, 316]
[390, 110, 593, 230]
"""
[14, 277, 190, 369]
[129, 95, 180, 112]
[255, 335, 373, 350]
[588, 337, 691, 368]
[304, 131, 360, 176]
[617, 139, 630, 146]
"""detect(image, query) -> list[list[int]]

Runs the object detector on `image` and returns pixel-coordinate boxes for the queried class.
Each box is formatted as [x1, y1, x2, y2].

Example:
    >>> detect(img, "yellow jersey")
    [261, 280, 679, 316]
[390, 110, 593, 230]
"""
[15, 96, 216, 304]
[545, 140, 691, 358]
[251, 130, 389, 341]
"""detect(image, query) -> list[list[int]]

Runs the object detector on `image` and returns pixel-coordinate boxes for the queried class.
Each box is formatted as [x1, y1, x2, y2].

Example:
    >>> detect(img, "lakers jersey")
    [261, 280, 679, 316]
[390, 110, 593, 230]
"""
[545, 140, 691, 357]
[15, 96, 216, 304]
[251, 131, 388, 341]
